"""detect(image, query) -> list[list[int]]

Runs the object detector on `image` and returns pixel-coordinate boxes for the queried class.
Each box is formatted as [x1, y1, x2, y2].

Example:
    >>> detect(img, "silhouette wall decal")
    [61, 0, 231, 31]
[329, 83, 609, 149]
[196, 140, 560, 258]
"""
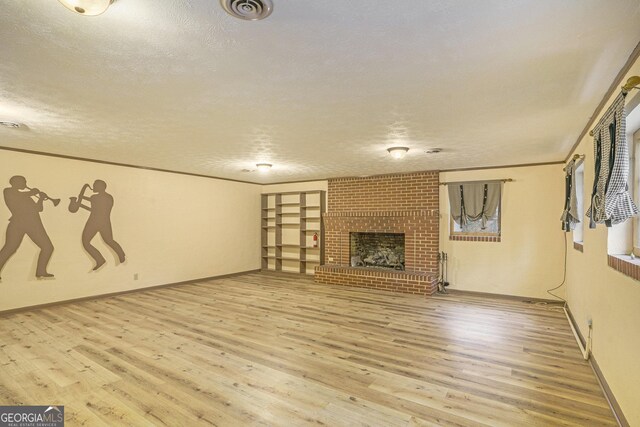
[69, 180, 125, 270]
[0, 176, 57, 280]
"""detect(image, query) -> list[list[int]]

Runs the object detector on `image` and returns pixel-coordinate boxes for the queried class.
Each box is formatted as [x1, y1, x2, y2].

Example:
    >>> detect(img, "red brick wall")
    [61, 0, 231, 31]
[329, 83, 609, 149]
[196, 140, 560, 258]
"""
[328, 172, 438, 212]
[316, 171, 440, 295]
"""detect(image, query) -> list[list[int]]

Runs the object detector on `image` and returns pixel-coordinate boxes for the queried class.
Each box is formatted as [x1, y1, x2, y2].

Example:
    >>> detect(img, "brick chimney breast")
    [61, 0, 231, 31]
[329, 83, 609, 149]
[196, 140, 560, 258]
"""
[315, 172, 440, 295]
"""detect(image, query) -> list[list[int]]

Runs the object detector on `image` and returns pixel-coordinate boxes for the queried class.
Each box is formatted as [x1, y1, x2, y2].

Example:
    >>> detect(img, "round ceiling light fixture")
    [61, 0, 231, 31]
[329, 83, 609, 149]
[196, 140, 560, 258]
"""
[221, 0, 273, 21]
[0, 121, 22, 129]
[57, 0, 113, 16]
[387, 146, 409, 159]
[256, 163, 273, 172]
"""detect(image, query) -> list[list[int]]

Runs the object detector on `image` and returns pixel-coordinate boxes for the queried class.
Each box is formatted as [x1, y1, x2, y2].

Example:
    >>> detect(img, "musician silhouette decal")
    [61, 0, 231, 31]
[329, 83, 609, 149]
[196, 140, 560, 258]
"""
[69, 180, 126, 271]
[0, 175, 58, 280]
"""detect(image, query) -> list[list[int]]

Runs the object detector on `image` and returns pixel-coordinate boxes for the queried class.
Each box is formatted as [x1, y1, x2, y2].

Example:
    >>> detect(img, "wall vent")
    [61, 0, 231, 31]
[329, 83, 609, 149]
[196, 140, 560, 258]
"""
[220, 0, 273, 21]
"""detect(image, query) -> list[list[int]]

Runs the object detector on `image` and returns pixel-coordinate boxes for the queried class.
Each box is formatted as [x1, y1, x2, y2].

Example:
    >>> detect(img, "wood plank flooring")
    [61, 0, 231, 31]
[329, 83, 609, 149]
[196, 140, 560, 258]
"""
[0, 272, 615, 426]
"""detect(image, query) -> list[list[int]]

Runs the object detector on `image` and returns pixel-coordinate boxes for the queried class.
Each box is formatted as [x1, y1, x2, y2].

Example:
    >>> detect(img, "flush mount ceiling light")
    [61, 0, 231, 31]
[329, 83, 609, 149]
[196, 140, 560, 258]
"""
[221, 0, 273, 21]
[0, 121, 22, 129]
[387, 146, 409, 159]
[256, 163, 273, 172]
[57, 0, 114, 16]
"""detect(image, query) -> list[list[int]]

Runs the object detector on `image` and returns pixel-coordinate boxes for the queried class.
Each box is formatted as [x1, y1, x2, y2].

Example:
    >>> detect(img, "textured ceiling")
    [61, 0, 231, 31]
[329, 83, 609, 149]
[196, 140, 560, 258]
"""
[1, 0, 640, 183]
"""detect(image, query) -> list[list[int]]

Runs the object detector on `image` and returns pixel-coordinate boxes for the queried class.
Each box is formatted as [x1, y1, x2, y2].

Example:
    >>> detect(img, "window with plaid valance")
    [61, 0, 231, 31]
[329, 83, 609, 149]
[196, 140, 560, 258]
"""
[448, 181, 502, 229]
[561, 158, 582, 232]
[586, 92, 638, 227]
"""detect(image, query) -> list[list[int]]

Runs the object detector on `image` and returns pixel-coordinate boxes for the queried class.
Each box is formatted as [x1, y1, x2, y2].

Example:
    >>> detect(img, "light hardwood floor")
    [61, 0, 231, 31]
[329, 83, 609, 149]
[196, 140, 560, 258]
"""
[0, 272, 615, 426]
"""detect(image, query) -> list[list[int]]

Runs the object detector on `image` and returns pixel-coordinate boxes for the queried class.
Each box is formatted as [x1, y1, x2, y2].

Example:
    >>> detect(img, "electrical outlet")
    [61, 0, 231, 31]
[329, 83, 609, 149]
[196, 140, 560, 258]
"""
[134, 273, 139, 280]
[328, 257, 334, 262]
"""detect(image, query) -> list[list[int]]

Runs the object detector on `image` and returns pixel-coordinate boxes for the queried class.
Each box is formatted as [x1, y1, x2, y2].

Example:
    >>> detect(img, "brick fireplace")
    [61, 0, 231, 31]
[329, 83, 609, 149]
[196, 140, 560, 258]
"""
[314, 171, 439, 295]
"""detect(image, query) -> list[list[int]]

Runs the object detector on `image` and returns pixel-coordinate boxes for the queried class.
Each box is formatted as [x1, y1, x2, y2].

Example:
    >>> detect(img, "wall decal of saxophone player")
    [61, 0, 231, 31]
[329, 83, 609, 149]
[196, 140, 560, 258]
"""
[0, 176, 59, 280]
[69, 180, 126, 270]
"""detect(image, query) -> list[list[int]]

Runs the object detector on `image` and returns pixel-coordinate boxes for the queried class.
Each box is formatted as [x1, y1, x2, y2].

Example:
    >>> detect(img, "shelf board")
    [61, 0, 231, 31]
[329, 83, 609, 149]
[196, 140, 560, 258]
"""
[278, 202, 301, 206]
[279, 212, 301, 216]
[300, 216, 321, 219]
[301, 246, 320, 249]
[261, 255, 276, 259]
[301, 259, 320, 264]
[263, 190, 322, 196]
[276, 256, 300, 261]
[277, 244, 301, 247]
[301, 228, 321, 232]
[301, 205, 321, 209]
[278, 223, 301, 226]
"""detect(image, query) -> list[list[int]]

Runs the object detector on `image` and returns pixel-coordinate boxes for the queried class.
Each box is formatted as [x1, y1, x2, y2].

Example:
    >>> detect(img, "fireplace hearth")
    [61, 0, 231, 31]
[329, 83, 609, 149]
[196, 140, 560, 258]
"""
[350, 232, 405, 270]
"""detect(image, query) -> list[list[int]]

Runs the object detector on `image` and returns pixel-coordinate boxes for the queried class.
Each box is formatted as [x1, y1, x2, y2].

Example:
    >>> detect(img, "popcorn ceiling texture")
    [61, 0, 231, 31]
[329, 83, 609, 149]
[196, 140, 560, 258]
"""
[1, 1, 640, 183]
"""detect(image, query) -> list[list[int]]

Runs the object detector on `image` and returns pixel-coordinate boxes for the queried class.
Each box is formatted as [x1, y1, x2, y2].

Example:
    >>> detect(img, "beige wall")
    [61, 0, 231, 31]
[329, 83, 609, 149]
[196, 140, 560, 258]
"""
[439, 164, 566, 300]
[439, 59, 640, 423]
[262, 181, 328, 196]
[564, 59, 640, 425]
[0, 150, 261, 312]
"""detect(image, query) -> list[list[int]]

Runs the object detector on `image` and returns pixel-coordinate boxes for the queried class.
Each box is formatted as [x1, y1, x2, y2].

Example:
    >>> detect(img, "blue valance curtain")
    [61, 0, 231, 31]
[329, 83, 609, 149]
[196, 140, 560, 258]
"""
[586, 93, 638, 227]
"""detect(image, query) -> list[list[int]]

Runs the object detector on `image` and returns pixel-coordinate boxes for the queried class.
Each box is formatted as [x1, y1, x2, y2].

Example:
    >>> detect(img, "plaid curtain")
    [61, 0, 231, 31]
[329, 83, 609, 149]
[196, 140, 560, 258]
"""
[586, 93, 638, 227]
[561, 159, 580, 231]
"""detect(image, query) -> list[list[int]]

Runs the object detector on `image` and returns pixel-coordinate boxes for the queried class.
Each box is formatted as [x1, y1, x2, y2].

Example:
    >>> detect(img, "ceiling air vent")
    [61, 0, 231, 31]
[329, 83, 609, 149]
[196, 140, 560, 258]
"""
[221, 0, 273, 21]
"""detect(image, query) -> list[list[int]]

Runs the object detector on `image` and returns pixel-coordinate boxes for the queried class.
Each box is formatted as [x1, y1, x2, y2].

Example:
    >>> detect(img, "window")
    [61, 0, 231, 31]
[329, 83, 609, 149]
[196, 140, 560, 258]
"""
[451, 203, 500, 235]
[592, 87, 640, 280]
[572, 163, 585, 245]
[606, 93, 639, 264]
[447, 181, 502, 242]
[633, 130, 640, 255]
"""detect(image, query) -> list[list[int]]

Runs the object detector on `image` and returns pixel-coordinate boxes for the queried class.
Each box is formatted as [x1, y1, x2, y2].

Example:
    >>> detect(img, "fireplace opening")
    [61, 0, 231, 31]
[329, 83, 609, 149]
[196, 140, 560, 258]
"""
[350, 232, 405, 270]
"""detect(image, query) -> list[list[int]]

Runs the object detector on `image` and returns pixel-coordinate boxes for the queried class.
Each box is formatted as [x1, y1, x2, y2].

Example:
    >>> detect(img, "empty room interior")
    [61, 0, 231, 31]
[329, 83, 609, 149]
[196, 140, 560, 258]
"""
[1, 1, 640, 426]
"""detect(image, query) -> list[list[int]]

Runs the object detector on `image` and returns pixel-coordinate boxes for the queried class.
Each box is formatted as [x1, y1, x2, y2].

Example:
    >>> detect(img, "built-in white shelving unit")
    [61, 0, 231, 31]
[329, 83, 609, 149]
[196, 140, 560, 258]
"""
[261, 191, 325, 274]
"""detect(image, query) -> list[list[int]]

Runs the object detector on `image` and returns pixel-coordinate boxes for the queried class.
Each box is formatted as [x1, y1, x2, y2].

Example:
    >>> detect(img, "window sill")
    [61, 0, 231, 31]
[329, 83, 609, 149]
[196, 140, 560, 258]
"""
[449, 235, 501, 242]
[573, 242, 584, 252]
[608, 254, 640, 281]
